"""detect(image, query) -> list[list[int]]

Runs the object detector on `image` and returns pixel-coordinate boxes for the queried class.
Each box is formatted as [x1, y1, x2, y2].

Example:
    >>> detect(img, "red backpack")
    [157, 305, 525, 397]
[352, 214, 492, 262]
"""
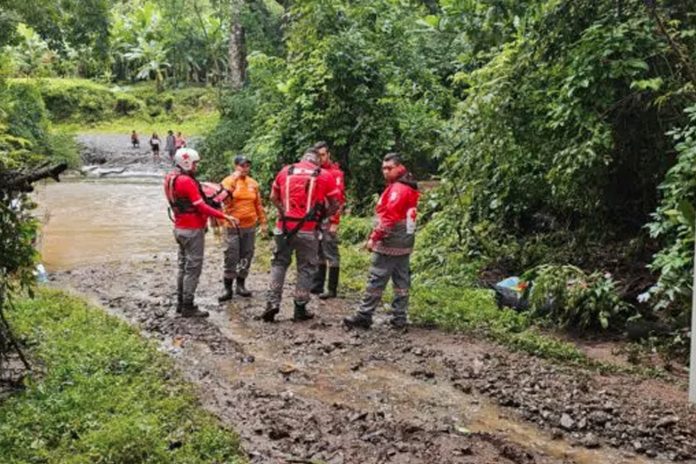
[280, 164, 322, 236]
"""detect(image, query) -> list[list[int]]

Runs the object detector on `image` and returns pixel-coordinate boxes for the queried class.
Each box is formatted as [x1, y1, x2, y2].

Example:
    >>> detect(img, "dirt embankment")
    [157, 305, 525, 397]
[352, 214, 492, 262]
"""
[54, 246, 696, 464]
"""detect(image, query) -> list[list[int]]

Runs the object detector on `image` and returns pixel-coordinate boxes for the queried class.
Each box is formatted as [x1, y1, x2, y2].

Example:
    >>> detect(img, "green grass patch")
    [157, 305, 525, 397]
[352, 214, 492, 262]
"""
[0, 289, 245, 464]
[10, 78, 220, 136]
[57, 110, 220, 137]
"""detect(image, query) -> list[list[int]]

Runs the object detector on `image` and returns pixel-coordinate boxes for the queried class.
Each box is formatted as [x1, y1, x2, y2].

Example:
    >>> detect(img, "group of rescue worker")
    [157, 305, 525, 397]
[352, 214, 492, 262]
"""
[163, 141, 419, 329]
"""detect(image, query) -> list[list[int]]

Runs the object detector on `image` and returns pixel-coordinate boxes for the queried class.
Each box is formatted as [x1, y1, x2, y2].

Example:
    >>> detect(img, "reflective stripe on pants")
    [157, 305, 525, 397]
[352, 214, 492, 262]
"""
[267, 231, 319, 306]
[358, 252, 411, 320]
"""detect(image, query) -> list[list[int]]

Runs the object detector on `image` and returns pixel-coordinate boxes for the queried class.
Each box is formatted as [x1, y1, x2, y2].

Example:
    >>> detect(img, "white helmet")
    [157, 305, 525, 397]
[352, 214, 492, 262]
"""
[174, 147, 200, 172]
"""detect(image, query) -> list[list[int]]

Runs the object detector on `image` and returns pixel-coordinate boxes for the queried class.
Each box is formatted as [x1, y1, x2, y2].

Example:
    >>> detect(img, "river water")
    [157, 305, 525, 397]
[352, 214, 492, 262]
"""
[35, 179, 172, 271]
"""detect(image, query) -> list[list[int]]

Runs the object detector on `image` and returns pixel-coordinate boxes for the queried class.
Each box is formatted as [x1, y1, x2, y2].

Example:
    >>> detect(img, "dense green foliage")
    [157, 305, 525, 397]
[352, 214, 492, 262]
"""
[13, 79, 219, 132]
[203, 0, 452, 205]
[647, 105, 696, 318]
[1, 38, 78, 319]
[3, 0, 283, 85]
[0, 289, 244, 463]
[523, 265, 633, 330]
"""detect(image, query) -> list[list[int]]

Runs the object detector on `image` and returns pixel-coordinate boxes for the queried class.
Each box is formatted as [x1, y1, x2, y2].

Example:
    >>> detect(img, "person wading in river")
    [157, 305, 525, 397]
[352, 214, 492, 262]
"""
[344, 153, 420, 330]
[310, 141, 345, 300]
[164, 147, 238, 317]
[217, 155, 267, 302]
[150, 132, 161, 162]
[165, 130, 176, 160]
[262, 148, 340, 323]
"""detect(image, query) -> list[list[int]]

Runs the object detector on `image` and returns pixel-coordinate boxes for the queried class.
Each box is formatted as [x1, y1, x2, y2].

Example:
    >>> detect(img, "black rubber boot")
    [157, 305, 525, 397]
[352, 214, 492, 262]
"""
[176, 291, 183, 314]
[311, 264, 327, 294]
[236, 277, 252, 297]
[261, 301, 279, 322]
[319, 267, 339, 300]
[343, 313, 372, 329]
[218, 278, 234, 302]
[389, 317, 409, 331]
[292, 301, 315, 322]
[181, 301, 209, 318]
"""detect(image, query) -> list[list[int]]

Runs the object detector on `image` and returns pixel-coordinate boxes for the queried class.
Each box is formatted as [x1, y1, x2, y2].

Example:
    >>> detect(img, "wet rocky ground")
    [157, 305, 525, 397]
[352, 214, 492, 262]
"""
[76, 133, 187, 178]
[52, 244, 696, 464]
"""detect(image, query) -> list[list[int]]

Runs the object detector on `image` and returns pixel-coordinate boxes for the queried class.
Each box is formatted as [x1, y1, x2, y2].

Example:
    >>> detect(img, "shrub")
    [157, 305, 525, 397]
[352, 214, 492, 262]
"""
[32, 78, 117, 122]
[523, 265, 634, 330]
[114, 94, 142, 116]
[339, 216, 372, 245]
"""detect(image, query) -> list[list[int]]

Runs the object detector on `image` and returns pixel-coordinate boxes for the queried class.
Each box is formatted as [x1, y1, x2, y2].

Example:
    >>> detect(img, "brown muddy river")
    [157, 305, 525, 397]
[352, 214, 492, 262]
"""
[35, 179, 172, 271]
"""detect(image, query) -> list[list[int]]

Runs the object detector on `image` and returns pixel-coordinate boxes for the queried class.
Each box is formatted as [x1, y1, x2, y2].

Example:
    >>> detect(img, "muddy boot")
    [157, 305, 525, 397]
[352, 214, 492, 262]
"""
[235, 277, 252, 297]
[292, 301, 315, 322]
[343, 313, 372, 329]
[181, 301, 209, 318]
[311, 264, 327, 295]
[261, 301, 279, 322]
[218, 278, 234, 303]
[319, 267, 339, 300]
[389, 317, 409, 331]
[176, 292, 183, 313]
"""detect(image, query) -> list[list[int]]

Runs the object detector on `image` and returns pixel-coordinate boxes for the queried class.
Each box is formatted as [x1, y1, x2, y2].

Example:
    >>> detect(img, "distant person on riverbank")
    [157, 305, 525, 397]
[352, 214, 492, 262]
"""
[165, 130, 176, 160]
[131, 130, 140, 148]
[164, 148, 238, 318]
[261, 148, 340, 323]
[344, 153, 420, 330]
[150, 133, 161, 162]
[175, 131, 186, 149]
[217, 155, 268, 302]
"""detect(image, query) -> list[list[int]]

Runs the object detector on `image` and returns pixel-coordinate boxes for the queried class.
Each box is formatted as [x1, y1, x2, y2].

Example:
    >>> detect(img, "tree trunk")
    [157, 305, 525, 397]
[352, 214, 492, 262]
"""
[228, 0, 246, 91]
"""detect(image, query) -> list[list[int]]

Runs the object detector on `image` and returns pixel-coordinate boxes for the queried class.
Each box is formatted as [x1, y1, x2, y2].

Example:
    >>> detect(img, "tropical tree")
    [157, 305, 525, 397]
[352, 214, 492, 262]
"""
[123, 37, 171, 91]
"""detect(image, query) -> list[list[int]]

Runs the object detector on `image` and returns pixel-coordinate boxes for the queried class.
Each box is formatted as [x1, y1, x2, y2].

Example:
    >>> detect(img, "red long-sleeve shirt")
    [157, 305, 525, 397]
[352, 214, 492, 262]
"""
[166, 174, 225, 229]
[370, 175, 420, 253]
[322, 161, 345, 225]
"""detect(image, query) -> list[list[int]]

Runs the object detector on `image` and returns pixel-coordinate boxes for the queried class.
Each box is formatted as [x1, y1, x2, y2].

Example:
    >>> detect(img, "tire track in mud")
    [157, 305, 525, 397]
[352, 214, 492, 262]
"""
[52, 246, 696, 464]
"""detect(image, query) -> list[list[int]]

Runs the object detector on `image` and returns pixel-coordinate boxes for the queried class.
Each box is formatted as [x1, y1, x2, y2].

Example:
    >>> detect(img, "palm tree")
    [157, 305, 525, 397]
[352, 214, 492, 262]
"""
[123, 37, 170, 92]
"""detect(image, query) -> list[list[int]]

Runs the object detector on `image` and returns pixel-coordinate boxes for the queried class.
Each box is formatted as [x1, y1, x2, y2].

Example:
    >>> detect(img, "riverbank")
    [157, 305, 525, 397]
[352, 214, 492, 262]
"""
[0, 289, 245, 463]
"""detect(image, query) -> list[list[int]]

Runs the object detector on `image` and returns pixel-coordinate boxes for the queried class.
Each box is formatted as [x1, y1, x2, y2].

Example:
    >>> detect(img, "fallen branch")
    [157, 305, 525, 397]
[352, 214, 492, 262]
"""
[0, 162, 68, 193]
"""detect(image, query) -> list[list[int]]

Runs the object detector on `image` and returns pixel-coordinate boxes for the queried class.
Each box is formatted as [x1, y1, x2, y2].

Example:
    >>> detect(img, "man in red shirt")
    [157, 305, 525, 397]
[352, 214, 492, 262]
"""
[344, 153, 420, 330]
[262, 148, 341, 322]
[311, 141, 345, 300]
[164, 148, 237, 317]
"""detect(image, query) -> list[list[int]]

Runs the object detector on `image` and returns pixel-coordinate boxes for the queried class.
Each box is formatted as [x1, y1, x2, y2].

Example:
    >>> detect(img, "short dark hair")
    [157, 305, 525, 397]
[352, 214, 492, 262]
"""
[301, 148, 320, 164]
[383, 152, 402, 165]
[313, 141, 329, 151]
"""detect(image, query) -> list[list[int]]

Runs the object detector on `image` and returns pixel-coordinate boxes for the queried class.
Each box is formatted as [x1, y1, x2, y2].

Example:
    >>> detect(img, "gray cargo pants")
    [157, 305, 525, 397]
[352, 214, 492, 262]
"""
[318, 229, 340, 268]
[174, 228, 205, 303]
[267, 231, 319, 306]
[358, 252, 411, 321]
[223, 226, 256, 279]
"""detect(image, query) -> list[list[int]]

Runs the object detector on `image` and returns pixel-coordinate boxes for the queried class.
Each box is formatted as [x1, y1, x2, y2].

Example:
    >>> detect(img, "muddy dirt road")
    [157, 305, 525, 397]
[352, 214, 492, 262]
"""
[50, 246, 695, 464]
[42, 134, 696, 463]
